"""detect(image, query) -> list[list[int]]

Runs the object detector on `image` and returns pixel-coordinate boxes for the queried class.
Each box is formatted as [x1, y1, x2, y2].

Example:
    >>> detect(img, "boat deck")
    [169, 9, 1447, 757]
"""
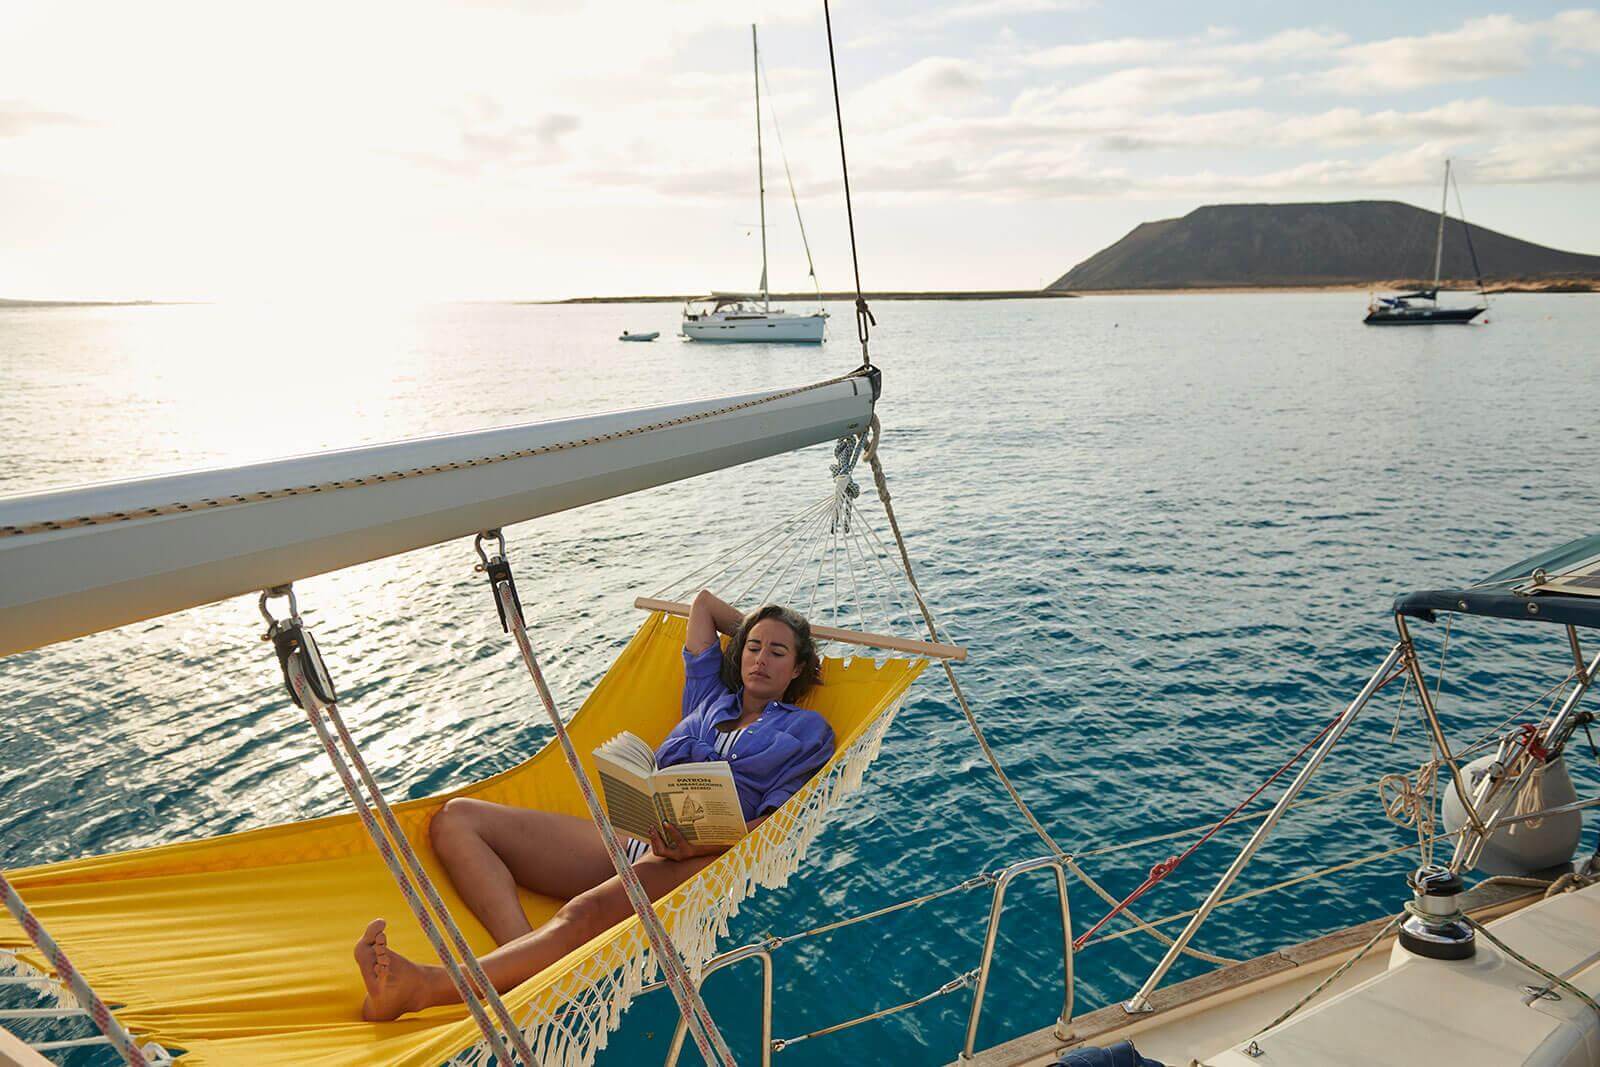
[962, 876, 1546, 1066]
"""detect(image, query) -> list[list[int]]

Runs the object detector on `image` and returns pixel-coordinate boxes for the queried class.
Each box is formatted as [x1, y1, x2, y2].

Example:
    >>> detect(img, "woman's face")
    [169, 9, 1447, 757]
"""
[741, 618, 804, 702]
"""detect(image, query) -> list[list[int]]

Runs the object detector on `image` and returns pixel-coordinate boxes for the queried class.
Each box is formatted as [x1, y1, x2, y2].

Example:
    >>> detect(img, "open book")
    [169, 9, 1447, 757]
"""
[592, 732, 748, 846]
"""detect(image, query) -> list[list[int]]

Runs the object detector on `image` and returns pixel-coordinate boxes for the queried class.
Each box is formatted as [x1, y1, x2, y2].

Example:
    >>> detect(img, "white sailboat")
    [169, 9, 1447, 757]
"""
[682, 25, 828, 344]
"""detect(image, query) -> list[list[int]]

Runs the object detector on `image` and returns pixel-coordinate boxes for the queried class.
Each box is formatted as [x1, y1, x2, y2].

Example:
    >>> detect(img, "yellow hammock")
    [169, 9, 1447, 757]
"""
[0, 613, 926, 1066]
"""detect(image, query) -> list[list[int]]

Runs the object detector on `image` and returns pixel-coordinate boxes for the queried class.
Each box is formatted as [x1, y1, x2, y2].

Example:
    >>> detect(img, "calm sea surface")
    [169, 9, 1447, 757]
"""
[3, 294, 1598, 1064]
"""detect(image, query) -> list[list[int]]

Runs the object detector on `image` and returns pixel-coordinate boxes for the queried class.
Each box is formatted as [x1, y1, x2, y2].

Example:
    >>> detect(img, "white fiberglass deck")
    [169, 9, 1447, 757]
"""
[1208, 883, 1600, 1066]
[978, 881, 1600, 1067]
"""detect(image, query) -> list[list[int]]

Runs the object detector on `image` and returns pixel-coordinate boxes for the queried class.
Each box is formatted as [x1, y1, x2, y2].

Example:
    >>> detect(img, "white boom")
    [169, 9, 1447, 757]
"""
[0, 376, 876, 657]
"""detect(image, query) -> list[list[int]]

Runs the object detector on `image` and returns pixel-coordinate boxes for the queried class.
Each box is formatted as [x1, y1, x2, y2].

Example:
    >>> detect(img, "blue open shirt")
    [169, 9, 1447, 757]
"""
[654, 643, 835, 821]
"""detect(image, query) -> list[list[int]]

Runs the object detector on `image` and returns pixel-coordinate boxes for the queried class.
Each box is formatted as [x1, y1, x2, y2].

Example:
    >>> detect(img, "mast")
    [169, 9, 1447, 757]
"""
[1431, 158, 1449, 302]
[753, 24, 769, 311]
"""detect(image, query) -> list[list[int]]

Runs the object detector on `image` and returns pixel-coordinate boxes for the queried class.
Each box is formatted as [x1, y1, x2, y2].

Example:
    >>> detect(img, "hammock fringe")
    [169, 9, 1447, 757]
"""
[0, 948, 81, 1010]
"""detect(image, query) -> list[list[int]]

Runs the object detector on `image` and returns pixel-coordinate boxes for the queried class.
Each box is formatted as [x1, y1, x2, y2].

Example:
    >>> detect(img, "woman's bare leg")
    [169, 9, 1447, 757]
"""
[428, 798, 620, 943]
[356, 852, 717, 1020]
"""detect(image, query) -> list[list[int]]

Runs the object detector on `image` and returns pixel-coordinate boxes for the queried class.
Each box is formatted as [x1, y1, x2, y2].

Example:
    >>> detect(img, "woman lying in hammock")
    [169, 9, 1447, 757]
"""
[354, 590, 834, 1020]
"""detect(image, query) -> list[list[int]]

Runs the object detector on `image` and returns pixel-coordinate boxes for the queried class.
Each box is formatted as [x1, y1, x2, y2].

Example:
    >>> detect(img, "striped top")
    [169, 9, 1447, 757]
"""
[712, 725, 748, 759]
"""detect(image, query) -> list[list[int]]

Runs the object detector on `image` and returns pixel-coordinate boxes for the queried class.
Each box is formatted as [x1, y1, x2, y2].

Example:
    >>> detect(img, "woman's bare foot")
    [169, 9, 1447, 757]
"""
[354, 919, 433, 1021]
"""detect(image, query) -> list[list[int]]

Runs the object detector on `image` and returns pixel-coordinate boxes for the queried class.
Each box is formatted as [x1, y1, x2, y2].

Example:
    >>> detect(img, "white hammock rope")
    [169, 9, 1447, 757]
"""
[657, 446, 929, 663]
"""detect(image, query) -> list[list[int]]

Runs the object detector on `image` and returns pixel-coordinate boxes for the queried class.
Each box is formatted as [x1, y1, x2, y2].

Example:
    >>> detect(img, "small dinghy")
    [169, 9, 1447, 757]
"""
[619, 330, 659, 342]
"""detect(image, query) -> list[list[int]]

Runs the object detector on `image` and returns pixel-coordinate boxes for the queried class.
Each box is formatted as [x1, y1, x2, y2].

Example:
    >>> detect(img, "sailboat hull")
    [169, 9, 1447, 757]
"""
[1364, 306, 1485, 325]
[682, 312, 828, 343]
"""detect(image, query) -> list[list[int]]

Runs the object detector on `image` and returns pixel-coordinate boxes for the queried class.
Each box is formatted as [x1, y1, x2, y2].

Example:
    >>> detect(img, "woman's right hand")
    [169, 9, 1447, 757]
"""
[648, 823, 724, 861]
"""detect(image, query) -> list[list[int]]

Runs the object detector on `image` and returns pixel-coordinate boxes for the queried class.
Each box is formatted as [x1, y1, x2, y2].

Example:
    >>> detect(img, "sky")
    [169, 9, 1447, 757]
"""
[1, 0, 1597, 301]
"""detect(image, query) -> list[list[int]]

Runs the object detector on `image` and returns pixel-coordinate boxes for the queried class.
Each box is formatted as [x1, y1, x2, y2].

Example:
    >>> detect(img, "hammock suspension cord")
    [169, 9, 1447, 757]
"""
[260, 587, 536, 1067]
[0, 873, 156, 1065]
[477, 533, 737, 1067]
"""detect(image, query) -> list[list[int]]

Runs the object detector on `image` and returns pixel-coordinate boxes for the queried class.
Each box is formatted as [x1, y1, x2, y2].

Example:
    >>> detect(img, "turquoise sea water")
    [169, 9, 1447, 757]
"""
[3, 293, 1599, 1064]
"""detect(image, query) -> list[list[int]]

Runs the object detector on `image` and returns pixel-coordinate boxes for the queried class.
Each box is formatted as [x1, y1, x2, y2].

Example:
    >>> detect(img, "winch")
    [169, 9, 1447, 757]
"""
[1397, 864, 1476, 961]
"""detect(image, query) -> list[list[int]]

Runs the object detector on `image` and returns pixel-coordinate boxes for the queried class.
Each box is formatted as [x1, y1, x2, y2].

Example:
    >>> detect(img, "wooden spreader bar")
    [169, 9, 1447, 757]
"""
[633, 598, 967, 661]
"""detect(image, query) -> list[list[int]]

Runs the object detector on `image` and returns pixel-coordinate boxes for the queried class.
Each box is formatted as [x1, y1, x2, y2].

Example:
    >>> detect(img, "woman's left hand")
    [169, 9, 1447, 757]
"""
[649, 823, 724, 861]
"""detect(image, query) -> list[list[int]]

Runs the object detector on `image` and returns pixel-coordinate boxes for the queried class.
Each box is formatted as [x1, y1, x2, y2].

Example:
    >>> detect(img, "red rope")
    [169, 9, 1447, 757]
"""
[1514, 722, 1552, 764]
[1072, 703, 1352, 950]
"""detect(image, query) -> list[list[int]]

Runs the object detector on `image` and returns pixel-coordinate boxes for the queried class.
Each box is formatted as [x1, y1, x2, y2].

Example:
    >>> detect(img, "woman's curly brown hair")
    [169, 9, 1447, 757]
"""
[720, 604, 823, 704]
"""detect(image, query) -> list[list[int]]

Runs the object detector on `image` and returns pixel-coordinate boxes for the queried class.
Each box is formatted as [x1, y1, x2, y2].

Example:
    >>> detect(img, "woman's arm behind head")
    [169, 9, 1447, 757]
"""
[686, 589, 743, 654]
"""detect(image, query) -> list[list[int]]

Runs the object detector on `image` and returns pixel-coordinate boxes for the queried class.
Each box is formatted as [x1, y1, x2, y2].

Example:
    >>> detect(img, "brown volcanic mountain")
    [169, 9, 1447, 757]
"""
[1049, 201, 1600, 291]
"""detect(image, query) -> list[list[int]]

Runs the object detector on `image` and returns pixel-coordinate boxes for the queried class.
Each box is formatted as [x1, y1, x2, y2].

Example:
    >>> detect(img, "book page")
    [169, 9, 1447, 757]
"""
[593, 753, 663, 841]
[649, 761, 746, 845]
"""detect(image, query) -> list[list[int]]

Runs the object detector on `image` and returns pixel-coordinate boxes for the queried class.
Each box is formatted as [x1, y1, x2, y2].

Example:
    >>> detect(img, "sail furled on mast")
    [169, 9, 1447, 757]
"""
[752, 23, 769, 308]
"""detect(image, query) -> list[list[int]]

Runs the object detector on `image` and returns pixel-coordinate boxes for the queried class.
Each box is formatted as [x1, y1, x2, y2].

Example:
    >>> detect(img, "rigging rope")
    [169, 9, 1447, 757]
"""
[1463, 912, 1600, 1019]
[758, 58, 823, 305]
[1450, 166, 1489, 302]
[1073, 701, 1355, 950]
[265, 597, 536, 1065]
[822, 0, 875, 366]
[484, 547, 736, 1067]
[770, 969, 978, 1052]
[0, 873, 152, 1066]
[1254, 912, 1405, 1037]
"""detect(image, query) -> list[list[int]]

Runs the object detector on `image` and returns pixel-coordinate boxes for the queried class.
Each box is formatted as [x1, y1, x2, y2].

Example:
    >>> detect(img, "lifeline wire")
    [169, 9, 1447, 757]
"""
[1073, 699, 1358, 951]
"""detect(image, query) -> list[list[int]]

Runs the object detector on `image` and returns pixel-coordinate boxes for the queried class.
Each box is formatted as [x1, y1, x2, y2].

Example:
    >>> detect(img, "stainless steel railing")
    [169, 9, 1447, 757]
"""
[961, 855, 1075, 1059]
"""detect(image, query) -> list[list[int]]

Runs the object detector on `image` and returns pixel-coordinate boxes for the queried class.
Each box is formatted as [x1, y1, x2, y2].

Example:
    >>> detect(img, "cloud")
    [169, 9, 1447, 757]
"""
[0, 100, 91, 138]
[848, 57, 991, 130]
[1015, 66, 1263, 113]
[1550, 9, 1600, 54]
[1302, 14, 1543, 93]
[396, 105, 583, 175]
[924, 0, 1094, 28]
[1019, 27, 1343, 68]
[1206, 28, 1350, 64]
[1013, 13, 1595, 96]
[1476, 127, 1600, 184]
[832, 94, 1600, 202]
[1021, 36, 1177, 68]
